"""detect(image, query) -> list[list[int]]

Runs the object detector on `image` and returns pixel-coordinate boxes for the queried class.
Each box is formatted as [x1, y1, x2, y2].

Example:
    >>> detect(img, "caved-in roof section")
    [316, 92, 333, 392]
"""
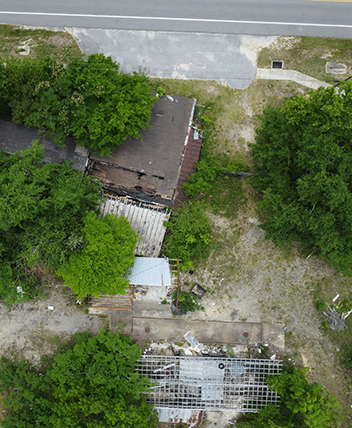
[91, 95, 196, 206]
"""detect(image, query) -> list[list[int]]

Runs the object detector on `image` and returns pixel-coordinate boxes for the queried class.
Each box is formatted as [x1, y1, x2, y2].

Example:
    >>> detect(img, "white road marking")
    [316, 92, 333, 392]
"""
[0, 11, 352, 29]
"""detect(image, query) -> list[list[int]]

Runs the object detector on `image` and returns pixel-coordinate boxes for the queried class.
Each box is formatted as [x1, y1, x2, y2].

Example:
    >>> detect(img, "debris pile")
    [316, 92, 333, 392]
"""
[326, 306, 347, 331]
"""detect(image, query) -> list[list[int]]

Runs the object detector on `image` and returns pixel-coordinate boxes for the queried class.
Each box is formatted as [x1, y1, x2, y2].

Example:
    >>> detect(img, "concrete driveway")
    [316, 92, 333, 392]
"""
[71, 28, 275, 89]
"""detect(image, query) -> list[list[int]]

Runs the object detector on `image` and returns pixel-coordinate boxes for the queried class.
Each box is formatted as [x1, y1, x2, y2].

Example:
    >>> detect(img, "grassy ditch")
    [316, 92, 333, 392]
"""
[257, 35, 352, 85]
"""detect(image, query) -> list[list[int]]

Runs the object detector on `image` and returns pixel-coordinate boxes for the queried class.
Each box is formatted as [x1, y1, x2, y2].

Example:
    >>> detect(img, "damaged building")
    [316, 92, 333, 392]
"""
[138, 355, 282, 424]
[90, 94, 202, 257]
[0, 119, 89, 171]
[89, 94, 198, 207]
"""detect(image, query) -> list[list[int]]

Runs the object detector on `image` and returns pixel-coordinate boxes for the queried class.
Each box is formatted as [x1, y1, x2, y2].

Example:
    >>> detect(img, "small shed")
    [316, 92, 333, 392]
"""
[126, 257, 172, 287]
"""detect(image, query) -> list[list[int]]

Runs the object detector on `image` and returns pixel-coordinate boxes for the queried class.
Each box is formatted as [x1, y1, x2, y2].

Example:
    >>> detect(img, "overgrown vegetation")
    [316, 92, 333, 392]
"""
[0, 142, 103, 305]
[57, 212, 138, 298]
[0, 328, 157, 428]
[163, 96, 250, 269]
[251, 81, 352, 278]
[1, 53, 155, 155]
[0, 25, 81, 62]
[0, 143, 139, 303]
[172, 289, 204, 314]
[164, 201, 211, 270]
[183, 153, 249, 197]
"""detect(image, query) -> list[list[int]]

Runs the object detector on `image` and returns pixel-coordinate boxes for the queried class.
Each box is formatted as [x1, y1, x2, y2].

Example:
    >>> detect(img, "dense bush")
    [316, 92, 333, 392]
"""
[0, 329, 157, 428]
[184, 153, 249, 197]
[237, 365, 341, 428]
[1, 54, 155, 155]
[0, 142, 103, 305]
[172, 289, 204, 314]
[57, 212, 139, 298]
[251, 81, 352, 277]
[164, 201, 211, 270]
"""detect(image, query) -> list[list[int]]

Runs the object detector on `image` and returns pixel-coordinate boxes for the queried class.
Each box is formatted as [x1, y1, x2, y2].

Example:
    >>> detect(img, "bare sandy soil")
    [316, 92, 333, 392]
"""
[0, 286, 104, 363]
[180, 208, 352, 426]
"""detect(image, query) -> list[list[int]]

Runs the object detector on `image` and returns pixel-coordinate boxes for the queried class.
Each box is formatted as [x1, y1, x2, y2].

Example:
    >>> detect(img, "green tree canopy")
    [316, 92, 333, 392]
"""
[57, 212, 139, 298]
[251, 82, 352, 275]
[0, 142, 103, 304]
[237, 366, 341, 428]
[0, 329, 158, 428]
[164, 201, 211, 270]
[1, 54, 155, 155]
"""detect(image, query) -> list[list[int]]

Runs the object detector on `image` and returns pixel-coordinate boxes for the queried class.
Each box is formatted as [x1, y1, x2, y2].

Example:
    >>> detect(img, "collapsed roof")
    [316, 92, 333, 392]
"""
[90, 95, 196, 207]
[138, 355, 281, 413]
[100, 195, 169, 257]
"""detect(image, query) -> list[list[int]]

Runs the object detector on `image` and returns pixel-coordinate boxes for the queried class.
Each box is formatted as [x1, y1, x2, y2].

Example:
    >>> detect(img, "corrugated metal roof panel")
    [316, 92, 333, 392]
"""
[100, 196, 169, 257]
[155, 407, 203, 425]
[127, 257, 171, 286]
[179, 358, 225, 402]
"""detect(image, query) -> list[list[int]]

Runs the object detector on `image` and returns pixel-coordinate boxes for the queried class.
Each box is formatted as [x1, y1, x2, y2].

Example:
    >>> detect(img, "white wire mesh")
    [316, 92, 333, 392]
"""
[138, 356, 281, 412]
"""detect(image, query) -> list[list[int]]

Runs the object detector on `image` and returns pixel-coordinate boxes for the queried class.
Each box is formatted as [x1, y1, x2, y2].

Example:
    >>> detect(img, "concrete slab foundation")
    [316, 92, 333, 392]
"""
[110, 314, 262, 345]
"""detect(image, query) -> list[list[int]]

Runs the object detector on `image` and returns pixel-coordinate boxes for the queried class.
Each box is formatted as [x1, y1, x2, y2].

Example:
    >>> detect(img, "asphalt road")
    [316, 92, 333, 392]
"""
[1, 0, 352, 37]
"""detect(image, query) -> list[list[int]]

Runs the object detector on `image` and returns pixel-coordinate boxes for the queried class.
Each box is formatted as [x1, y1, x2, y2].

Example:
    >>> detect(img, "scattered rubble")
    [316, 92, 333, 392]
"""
[325, 306, 347, 331]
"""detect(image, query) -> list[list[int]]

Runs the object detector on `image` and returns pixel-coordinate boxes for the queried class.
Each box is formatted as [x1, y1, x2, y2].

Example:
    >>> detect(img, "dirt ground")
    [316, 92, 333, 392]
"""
[0, 286, 105, 363]
[179, 209, 352, 426]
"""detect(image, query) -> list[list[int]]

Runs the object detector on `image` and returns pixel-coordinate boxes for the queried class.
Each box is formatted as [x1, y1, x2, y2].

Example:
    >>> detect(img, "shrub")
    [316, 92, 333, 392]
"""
[164, 201, 211, 270]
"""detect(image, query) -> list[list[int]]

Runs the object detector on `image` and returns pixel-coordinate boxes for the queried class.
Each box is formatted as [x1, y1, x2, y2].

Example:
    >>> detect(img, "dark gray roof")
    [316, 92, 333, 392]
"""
[90, 95, 196, 206]
[0, 120, 88, 171]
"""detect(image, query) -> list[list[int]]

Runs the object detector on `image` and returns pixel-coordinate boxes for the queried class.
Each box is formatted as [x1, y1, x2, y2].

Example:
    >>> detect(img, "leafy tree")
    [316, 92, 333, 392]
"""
[1, 54, 155, 155]
[237, 366, 341, 428]
[0, 142, 103, 304]
[164, 201, 211, 270]
[57, 212, 138, 298]
[0, 329, 158, 428]
[251, 82, 352, 275]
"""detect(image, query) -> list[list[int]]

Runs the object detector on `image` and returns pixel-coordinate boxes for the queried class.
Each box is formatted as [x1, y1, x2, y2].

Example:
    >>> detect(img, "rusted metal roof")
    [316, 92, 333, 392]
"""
[90, 95, 196, 206]
[126, 257, 172, 286]
[100, 195, 169, 257]
[155, 407, 204, 425]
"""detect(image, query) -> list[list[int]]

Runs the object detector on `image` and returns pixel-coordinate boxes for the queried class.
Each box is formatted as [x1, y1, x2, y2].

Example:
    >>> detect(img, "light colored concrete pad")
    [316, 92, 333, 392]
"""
[256, 68, 332, 89]
[111, 315, 263, 345]
[70, 28, 275, 89]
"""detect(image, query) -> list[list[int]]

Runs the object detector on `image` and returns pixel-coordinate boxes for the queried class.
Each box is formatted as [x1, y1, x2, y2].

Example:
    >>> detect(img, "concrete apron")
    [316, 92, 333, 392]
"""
[109, 300, 285, 351]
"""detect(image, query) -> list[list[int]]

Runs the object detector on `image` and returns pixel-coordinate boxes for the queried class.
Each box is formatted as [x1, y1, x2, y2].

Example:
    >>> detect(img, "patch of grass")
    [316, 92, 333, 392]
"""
[206, 176, 247, 219]
[257, 36, 352, 84]
[0, 24, 81, 62]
